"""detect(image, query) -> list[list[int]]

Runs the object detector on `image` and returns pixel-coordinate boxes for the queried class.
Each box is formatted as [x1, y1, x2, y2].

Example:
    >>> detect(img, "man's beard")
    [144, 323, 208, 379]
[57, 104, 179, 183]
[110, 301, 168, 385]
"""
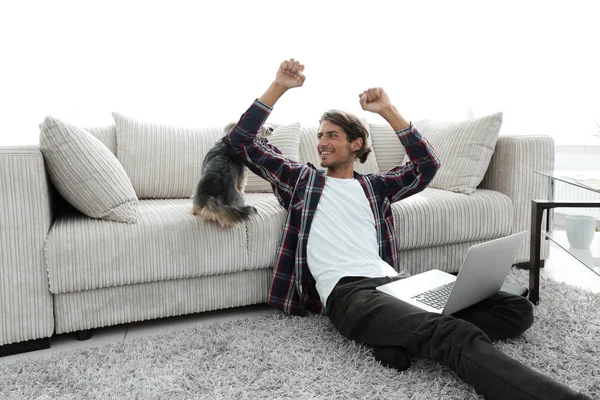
[321, 145, 354, 170]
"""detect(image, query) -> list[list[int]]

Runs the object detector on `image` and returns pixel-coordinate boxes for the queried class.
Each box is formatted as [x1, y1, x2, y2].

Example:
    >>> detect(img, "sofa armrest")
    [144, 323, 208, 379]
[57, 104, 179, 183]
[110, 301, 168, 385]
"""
[0, 146, 55, 346]
[479, 135, 554, 263]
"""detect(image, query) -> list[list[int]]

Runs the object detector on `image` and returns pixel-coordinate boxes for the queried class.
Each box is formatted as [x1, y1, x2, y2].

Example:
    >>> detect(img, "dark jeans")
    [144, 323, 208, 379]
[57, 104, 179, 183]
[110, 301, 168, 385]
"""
[326, 276, 590, 400]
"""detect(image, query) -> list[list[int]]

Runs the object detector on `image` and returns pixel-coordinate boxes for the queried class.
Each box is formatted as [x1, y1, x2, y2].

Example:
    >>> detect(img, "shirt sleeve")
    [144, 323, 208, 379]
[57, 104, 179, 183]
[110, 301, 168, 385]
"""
[228, 99, 302, 208]
[379, 123, 441, 203]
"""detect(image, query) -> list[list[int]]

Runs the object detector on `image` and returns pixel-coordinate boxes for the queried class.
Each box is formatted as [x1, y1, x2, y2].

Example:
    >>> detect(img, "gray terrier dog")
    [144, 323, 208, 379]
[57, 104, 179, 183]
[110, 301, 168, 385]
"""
[191, 122, 273, 227]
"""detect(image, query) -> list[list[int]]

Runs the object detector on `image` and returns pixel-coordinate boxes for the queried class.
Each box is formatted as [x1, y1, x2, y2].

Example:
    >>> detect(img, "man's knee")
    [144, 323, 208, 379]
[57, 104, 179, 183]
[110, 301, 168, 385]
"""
[433, 316, 490, 350]
[512, 296, 534, 336]
[425, 317, 490, 366]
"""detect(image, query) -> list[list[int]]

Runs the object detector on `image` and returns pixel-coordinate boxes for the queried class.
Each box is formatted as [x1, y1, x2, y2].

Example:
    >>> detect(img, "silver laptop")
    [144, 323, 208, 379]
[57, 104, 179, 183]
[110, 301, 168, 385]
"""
[376, 231, 527, 315]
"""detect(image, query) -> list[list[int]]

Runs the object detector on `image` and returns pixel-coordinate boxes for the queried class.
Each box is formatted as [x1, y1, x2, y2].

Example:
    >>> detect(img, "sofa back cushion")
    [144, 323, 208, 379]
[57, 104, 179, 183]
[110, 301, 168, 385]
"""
[113, 112, 223, 199]
[368, 123, 408, 172]
[298, 125, 380, 174]
[244, 123, 302, 193]
[113, 114, 302, 198]
[86, 125, 117, 155]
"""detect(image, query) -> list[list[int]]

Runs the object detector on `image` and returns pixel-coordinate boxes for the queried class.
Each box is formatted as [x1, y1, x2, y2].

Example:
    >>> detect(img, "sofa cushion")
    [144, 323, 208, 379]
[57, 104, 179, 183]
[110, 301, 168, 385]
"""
[113, 112, 224, 199]
[392, 187, 513, 250]
[368, 123, 407, 172]
[299, 125, 380, 174]
[244, 123, 302, 193]
[86, 125, 117, 155]
[398, 240, 488, 275]
[46, 199, 251, 294]
[39, 117, 139, 223]
[410, 113, 503, 194]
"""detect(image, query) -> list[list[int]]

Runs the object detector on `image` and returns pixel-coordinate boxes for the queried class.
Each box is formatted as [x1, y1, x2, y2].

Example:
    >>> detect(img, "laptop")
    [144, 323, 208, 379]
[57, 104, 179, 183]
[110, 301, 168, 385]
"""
[376, 231, 527, 315]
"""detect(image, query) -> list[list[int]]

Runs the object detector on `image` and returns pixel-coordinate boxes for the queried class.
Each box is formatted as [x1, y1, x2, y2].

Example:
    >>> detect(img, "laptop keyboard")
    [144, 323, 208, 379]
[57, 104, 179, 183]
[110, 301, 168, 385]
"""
[411, 281, 455, 310]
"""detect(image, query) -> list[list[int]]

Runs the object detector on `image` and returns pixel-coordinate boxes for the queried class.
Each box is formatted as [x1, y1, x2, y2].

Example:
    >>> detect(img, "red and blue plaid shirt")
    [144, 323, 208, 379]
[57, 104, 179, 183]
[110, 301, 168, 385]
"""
[229, 100, 440, 316]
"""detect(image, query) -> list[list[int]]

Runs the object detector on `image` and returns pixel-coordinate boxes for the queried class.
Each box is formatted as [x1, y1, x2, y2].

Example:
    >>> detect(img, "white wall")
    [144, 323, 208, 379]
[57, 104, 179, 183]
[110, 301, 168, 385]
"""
[1, 0, 600, 146]
[553, 145, 600, 220]
[555, 145, 600, 172]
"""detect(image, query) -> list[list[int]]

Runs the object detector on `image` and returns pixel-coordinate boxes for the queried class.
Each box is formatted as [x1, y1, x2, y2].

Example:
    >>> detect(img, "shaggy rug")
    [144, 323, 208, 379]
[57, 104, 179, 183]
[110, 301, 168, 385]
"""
[0, 269, 599, 399]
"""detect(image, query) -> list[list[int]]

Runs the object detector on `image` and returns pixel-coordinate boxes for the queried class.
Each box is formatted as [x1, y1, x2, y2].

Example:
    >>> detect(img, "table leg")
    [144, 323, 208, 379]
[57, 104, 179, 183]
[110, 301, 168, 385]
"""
[528, 201, 545, 305]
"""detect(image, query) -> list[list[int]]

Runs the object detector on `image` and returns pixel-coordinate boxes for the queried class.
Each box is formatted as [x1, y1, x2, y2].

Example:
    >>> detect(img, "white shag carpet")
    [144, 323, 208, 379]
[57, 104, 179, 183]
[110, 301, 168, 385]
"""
[1, 269, 599, 399]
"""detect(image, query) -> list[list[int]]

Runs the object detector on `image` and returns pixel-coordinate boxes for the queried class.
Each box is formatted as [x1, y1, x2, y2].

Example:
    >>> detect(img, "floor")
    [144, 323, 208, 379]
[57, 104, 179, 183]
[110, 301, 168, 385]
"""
[2, 231, 600, 364]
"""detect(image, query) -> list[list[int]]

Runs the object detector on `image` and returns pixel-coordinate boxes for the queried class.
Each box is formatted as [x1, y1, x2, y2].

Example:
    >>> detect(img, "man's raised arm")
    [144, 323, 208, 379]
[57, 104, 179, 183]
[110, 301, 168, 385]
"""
[227, 58, 306, 208]
[258, 58, 306, 107]
[359, 87, 440, 202]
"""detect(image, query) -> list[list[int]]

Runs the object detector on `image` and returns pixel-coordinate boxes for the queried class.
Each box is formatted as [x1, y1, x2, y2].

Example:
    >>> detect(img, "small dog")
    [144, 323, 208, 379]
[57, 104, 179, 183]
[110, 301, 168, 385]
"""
[192, 122, 273, 227]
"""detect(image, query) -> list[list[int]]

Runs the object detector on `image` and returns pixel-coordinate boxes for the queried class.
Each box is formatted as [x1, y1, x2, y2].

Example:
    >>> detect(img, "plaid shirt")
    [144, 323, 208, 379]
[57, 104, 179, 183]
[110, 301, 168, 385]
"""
[229, 100, 440, 316]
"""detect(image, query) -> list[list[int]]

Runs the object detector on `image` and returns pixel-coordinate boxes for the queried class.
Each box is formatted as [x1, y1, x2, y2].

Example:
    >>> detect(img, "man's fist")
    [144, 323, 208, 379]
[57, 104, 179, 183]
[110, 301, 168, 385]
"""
[359, 88, 392, 114]
[275, 58, 306, 89]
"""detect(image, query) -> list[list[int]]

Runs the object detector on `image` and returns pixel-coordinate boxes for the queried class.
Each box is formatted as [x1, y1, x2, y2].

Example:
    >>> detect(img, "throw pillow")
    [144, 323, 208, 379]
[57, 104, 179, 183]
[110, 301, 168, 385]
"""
[244, 123, 302, 193]
[39, 117, 139, 223]
[113, 112, 224, 199]
[403, 112, 503, 195]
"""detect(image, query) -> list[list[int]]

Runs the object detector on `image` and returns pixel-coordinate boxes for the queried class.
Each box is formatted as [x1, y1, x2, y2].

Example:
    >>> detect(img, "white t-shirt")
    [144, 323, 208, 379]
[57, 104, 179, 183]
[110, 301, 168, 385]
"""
[306, 176, 398, 306]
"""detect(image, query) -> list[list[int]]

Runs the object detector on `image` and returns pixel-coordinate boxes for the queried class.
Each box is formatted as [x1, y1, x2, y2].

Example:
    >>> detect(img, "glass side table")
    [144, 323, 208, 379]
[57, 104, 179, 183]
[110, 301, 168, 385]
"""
[529, 171, 600, 304]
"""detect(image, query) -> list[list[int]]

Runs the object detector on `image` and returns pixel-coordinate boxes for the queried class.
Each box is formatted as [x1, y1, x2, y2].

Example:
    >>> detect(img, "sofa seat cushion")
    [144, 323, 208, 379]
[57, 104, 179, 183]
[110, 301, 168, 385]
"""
[46, 199, 253, 294]
[392, 188, 514, 250]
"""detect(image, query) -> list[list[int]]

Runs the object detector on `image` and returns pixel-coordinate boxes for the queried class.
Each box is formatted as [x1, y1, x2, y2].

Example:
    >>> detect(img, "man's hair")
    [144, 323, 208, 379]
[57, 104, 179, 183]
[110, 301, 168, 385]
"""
[319, 110, 372, 164]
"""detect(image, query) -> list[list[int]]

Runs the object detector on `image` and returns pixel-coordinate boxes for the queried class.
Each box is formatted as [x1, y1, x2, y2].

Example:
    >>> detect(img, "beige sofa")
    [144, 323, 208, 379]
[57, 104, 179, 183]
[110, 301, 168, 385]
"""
[0, 113, 554, 355]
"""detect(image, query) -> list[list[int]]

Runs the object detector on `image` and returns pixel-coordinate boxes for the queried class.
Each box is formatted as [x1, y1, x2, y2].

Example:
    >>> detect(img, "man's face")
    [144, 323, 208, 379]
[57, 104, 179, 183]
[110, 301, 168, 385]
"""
[317, 120, 358, 169]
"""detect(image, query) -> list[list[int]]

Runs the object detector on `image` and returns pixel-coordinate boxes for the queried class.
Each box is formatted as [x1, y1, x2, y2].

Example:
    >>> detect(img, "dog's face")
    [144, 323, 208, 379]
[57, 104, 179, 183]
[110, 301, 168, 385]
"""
[223, 122, 274, 139]
[260, 125, 274, 138]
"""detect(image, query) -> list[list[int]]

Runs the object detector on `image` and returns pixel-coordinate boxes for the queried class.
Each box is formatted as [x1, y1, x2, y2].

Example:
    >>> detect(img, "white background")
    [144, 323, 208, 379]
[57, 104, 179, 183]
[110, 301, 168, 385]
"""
[1, 0, 599, 146]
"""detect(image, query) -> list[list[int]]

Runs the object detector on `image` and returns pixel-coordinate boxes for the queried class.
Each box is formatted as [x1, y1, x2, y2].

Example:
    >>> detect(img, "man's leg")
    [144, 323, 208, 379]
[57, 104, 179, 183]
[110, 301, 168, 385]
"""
[326, 277, 590, 400]
[452, 291, 534, 341]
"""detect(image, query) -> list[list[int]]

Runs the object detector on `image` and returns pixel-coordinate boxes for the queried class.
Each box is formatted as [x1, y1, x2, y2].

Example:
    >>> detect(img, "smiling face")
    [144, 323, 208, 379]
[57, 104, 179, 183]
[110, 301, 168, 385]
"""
[317, 120, 363, 178]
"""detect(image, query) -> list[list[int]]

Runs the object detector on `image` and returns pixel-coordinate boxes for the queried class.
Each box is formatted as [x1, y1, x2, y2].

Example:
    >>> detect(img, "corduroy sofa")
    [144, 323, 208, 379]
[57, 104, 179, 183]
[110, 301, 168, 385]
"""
[0, 111, 554, 355]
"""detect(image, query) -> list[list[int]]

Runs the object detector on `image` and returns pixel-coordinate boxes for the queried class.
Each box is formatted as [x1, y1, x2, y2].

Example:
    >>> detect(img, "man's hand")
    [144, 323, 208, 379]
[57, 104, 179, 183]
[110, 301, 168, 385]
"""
[359, 87, 391, 114]
[259, 58, 305, 108]
[359, 87, 410, 131]
[275, 58, 306, 89]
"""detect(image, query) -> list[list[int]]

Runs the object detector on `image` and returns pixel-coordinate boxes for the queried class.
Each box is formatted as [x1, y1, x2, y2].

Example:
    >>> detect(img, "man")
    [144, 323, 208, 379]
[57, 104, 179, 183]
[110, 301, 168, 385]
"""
[228, 58, 590, 400]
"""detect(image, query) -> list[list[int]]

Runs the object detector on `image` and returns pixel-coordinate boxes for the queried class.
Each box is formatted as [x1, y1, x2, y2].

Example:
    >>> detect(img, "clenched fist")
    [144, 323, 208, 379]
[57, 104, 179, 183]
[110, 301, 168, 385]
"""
[275, 58, 306, 89]
[359, 87, 392, 114]
[359, 87, 409, 131]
